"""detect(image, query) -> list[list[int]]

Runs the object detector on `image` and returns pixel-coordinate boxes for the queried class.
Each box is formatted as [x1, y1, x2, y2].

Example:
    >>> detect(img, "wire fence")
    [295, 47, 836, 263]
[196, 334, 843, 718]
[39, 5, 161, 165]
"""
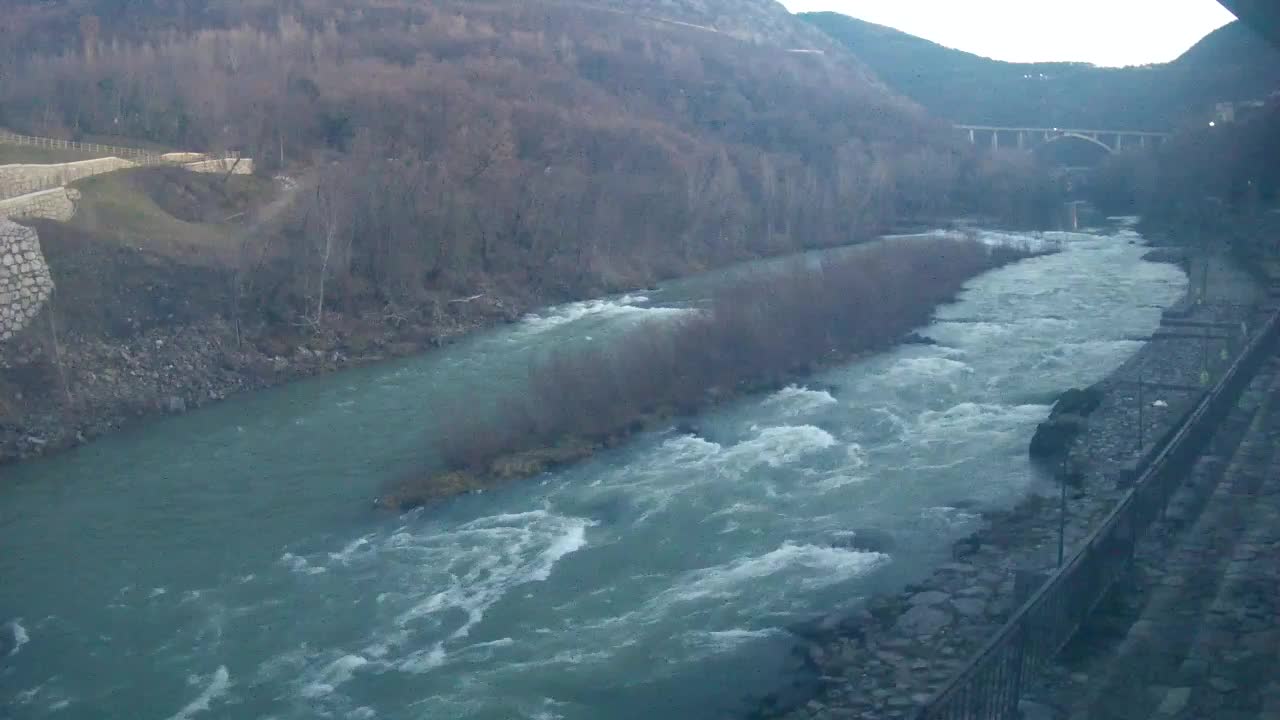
[1, 131, 246, 201]
[914, 299, 1280, 720]
[0, 130, 163, 161]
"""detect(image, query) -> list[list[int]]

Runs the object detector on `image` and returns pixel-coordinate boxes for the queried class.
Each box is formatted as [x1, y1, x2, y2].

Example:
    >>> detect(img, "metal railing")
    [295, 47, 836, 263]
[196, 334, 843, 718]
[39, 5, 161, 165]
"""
[0, 130, 163, 161]
[915, 304, 1280, 720]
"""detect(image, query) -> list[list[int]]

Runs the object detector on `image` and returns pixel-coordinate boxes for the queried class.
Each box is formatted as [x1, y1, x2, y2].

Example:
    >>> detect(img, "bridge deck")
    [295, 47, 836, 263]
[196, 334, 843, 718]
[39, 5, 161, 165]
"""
[956, 124, 1173, 137]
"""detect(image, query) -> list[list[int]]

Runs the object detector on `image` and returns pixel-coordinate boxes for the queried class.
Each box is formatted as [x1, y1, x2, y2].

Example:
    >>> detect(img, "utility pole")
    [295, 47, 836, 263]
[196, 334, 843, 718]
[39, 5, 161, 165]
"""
[1137, 372, 1144, 454]
[1058, 453, 1068, 567]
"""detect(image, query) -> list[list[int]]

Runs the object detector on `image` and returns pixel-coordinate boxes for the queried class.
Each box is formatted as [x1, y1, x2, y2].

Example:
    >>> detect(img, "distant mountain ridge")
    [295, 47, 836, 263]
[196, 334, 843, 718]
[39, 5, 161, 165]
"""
[800, 13, 1280, 131]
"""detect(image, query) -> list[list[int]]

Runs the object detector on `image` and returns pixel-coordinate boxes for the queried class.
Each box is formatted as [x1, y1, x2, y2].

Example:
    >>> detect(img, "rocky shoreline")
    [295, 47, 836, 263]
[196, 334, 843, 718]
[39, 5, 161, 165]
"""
[757, 248, 1269, 720]
[0, 289, 535, 466]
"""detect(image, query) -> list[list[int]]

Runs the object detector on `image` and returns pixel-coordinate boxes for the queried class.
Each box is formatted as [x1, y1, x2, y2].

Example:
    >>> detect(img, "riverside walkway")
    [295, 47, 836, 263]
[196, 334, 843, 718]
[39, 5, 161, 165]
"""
[1024, 355, 1280, 720]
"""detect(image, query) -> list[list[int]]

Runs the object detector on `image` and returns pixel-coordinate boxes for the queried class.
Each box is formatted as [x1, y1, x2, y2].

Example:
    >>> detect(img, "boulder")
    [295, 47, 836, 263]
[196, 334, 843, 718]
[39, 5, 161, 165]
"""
[1051, 387, 1103, 417]
[902, 332, 938, 346]
[896, 604, 950, 636]
[832, 528, 896, 554]
[951, 597, 987, 618]
[908, 590, 950, 607]
[1141, 247, 1186, 265]
[1029, 413, 1087, 459]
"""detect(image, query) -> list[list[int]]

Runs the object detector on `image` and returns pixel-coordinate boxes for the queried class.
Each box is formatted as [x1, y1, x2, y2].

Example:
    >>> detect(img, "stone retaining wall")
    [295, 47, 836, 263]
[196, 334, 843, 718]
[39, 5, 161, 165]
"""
[0, 219, 54, 342]
[0, 157, 137, 198]
[184, 157, 255, 175]
[0, 187, 79, 222]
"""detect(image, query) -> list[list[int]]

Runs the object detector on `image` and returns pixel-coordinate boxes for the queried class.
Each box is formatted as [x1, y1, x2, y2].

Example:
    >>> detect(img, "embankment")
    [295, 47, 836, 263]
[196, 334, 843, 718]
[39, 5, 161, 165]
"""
[0, 219, 55, 342]
[0, 217, 532, 464]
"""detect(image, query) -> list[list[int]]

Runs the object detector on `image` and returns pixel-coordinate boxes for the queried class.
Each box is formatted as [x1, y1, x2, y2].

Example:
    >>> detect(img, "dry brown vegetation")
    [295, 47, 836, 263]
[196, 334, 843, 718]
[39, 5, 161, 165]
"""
[384, 236, 1039, 508]
[0, 0, 1063, 470]
[1, 0, 1059, 332]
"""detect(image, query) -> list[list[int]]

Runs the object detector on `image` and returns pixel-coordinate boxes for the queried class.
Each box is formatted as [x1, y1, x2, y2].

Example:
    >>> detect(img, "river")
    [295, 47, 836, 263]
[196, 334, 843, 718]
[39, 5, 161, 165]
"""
[0, 226, 1185, 720]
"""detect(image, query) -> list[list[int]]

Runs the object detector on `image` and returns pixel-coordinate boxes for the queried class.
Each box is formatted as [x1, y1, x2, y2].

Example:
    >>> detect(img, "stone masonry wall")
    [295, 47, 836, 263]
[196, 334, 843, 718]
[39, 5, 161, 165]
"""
[0, 219, 54, 342]
[184, 157, 256, 175]
[0, 188, 79, 222]
[0, 157, 137, 198]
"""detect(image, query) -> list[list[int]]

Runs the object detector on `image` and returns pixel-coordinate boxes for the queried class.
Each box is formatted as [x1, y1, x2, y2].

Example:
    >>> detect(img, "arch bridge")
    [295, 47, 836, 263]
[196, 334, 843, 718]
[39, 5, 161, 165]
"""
[956, 125, 1173, 154]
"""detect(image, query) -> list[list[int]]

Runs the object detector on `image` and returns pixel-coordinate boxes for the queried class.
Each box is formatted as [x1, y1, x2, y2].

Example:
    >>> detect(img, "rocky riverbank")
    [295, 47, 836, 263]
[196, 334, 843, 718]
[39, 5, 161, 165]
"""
[757, 248, 1270, 720]
[0, 219, 544, 464]
[0, 299, 528, 464]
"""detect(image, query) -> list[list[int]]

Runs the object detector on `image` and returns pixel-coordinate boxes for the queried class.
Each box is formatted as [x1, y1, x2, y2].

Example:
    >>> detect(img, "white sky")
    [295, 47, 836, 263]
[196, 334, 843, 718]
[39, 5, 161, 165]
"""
[780, 0, 1238, 66]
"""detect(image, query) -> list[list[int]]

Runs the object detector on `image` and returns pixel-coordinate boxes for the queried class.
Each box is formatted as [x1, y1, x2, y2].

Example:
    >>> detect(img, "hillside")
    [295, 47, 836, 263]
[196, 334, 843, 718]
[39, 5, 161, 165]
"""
[0, 0, 958, 301]
[0, 0, 1067, 461]
[801, 13, 1280, 131]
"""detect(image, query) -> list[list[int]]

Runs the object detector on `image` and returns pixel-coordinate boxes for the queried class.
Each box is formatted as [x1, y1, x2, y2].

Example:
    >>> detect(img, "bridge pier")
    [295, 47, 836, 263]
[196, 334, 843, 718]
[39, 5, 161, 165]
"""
[992, 131, 999, 150]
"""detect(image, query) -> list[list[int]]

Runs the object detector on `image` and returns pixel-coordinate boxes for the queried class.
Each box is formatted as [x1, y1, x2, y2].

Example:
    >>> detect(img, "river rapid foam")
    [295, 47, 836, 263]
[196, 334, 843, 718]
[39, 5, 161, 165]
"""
[0, 228, 1186, 719]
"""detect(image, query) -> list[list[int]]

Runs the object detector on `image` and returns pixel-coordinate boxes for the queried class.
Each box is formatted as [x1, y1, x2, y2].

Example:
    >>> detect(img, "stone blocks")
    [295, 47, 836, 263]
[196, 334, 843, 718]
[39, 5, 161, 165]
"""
[0, 218, 55, 342]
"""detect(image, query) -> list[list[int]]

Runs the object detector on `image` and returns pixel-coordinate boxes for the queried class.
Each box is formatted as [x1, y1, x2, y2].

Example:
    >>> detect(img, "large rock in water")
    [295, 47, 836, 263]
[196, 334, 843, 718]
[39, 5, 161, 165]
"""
[1030, 413, 1087, 459]
[1029, 386, 1102, 460]
[1051, 387, 1103, 417]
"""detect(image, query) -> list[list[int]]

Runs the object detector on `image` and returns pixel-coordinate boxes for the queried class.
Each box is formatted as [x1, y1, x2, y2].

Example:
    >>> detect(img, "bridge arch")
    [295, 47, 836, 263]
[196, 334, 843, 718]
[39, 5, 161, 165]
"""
[955, 126, 1171, 157]
[1038, 132, 1114, 155]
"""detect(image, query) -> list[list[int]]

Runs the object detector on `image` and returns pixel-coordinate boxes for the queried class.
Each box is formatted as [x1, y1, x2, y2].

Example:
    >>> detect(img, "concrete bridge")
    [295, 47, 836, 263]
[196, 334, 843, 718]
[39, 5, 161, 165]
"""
[957, 125, 1173, 154]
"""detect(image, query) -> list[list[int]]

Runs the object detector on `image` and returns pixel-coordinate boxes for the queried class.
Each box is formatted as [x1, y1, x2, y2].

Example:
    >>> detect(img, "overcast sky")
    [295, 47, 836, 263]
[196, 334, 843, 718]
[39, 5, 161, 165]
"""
[779, 0, 1237, 66]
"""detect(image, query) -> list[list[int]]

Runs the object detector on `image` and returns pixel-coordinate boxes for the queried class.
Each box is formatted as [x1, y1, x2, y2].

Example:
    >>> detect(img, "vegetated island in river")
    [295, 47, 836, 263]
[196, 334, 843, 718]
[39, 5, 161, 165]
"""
[380, 235, 1048, 510]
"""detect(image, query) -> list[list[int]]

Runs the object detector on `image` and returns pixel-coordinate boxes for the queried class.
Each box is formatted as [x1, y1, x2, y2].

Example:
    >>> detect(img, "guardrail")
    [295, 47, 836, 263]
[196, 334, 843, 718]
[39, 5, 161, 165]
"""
[915, 305, 1280, 720]
[0, 130, 163, 161]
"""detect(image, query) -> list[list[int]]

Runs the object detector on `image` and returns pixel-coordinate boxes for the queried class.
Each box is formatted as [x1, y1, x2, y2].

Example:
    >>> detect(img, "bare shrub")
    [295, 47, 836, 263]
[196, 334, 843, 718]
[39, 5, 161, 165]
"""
[428, 237, 1037, 477]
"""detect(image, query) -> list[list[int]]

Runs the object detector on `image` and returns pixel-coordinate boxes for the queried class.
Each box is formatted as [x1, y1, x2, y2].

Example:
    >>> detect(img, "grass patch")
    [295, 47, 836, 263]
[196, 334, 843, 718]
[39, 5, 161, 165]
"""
[66, 168, 273, 266]
[382, 236, 1044, 509]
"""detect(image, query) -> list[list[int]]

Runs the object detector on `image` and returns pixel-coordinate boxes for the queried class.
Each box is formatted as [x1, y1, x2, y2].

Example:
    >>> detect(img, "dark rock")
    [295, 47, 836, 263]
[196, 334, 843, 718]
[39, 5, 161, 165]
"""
[1050, 387, 1104, 418]
[902, 332, 938, 346]
[574, 495, 629, 525]
[673, 422, 701, 438]
[832, 528, 896, 554]
[1029, 413, 1087, 459]
[951, 598, 986, 618]
[952, 535, 981, 559]
[909, 590, 950, 606]
[1141, 248, 1186, 265]
[896, 605, 950, 636]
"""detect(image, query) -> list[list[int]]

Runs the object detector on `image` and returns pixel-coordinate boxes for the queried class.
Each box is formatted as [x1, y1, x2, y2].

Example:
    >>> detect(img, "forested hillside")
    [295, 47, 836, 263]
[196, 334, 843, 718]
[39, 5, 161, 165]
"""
[0, 0, 1057, 325]
[802, 13, 1280, 131]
